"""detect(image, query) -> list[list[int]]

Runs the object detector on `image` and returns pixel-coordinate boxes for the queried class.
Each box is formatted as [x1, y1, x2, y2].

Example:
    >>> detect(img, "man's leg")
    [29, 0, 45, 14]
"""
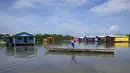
[71, 42, 74, 48]
[72, 43, 75, 48]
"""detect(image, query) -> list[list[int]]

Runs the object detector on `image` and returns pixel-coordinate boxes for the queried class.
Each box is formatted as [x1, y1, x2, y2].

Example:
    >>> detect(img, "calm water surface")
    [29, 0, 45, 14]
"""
[0, 41, 130, 73]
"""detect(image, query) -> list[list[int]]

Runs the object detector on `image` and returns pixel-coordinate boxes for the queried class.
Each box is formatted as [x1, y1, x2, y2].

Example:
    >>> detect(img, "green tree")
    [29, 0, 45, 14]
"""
[35, 34, 43, 41]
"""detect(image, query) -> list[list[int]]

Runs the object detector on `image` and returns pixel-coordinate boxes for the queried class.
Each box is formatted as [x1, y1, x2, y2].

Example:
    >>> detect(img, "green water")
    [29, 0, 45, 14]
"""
[0, 41, 130, 73]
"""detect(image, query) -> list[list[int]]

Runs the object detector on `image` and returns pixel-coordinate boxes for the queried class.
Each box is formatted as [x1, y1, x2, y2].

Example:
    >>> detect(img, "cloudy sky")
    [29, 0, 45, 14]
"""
[0, 0, 130, 36]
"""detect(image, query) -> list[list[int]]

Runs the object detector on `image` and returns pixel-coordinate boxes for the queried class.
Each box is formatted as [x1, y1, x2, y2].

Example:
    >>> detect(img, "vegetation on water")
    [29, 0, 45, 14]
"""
[127, 34, 130, 37]
[35, 34, 73, 41]
[0, 34, 10, 44]
[0, 34, 10, 39]
[0, 33, 73, 42]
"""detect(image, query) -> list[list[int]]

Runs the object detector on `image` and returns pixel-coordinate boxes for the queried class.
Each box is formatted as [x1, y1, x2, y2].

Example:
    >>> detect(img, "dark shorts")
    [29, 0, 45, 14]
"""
[71, 42, 75, 48]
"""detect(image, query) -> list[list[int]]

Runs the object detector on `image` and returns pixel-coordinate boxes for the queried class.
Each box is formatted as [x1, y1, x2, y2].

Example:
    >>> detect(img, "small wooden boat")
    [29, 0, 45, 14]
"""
[45, 51, 114, 57]
[44, 46, 114, 53]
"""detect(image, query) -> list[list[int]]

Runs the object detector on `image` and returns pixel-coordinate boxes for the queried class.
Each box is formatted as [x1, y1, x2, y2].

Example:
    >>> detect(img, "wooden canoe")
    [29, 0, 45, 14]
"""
[45, 51, 114, 57]
[45, 46, 114, 53]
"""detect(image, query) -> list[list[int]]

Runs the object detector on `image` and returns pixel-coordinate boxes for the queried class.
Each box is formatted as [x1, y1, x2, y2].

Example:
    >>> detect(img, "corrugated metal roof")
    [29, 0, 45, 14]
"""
[77, 35, 129, 38]
[86, 36, 95, 38]
[97, 35, 106, 37]
[12, 32, 34, 37]
[109, 35, 129, 37]
[78, 37, 84, 38]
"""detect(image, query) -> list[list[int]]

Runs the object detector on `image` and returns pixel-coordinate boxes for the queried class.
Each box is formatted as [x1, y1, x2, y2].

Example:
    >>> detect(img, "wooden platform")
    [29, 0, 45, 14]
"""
[45, 47, 114, 53]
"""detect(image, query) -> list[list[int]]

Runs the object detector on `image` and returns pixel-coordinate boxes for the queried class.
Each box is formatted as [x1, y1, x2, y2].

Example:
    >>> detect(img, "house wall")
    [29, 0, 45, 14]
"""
[105, 37, 115, 42]
[115, 37, 129, 42]
[15, 37, 24, 44]
[6, 38, 13, 44]
[27, 37, 34, 44]
[15, 37, 34, 44]
[122, 38, 129, 41]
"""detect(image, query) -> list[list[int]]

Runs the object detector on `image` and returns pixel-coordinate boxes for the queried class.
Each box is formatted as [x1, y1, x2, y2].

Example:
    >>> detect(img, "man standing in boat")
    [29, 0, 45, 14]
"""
[71, 37, 77, 48]
[71, 37, 77, 64]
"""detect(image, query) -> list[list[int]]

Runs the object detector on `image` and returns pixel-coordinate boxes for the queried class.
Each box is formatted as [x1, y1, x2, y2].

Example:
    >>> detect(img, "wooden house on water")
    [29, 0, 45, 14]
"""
[77, 35, 129, 43]
[43, 37, 54, 42]
[77, 37, 84, 42]
[95, 36, 106, 42]
[78, 36, 95, 42]
[95, 35, 129, 43]
[97, 36, 115, 43]
[6, 32, 35, 45]
[86, 36, 95, 42]
[109, 35, 129, 43]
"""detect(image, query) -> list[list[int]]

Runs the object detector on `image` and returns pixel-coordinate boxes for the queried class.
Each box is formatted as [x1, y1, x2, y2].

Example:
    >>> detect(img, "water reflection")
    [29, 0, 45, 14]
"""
[82, 42, 129, 48]
[96, 42, 115, 48]
[0, 41, 130, 73]
[5, 45, 37, 58]
[71, 55, 77, 64]
[114, 43, 129, 48]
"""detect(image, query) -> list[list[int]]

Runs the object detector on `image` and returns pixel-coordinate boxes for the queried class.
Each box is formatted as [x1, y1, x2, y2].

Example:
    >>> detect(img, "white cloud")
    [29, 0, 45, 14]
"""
[60, 24, 88, 35]
[0, 12, 43, 34]
[108, 25, 119, 32]
[12, 0, 34, 8]
[63, 0, 87, 6]
[102, 25, 119, 34]
[12, 0, 87, 8]
[2, 0, 88, 36]
[2, 0, 125, 36]
[0, 12, 120, 36]
[89, 0, 130, 15]
[35, 0, 88, 4]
